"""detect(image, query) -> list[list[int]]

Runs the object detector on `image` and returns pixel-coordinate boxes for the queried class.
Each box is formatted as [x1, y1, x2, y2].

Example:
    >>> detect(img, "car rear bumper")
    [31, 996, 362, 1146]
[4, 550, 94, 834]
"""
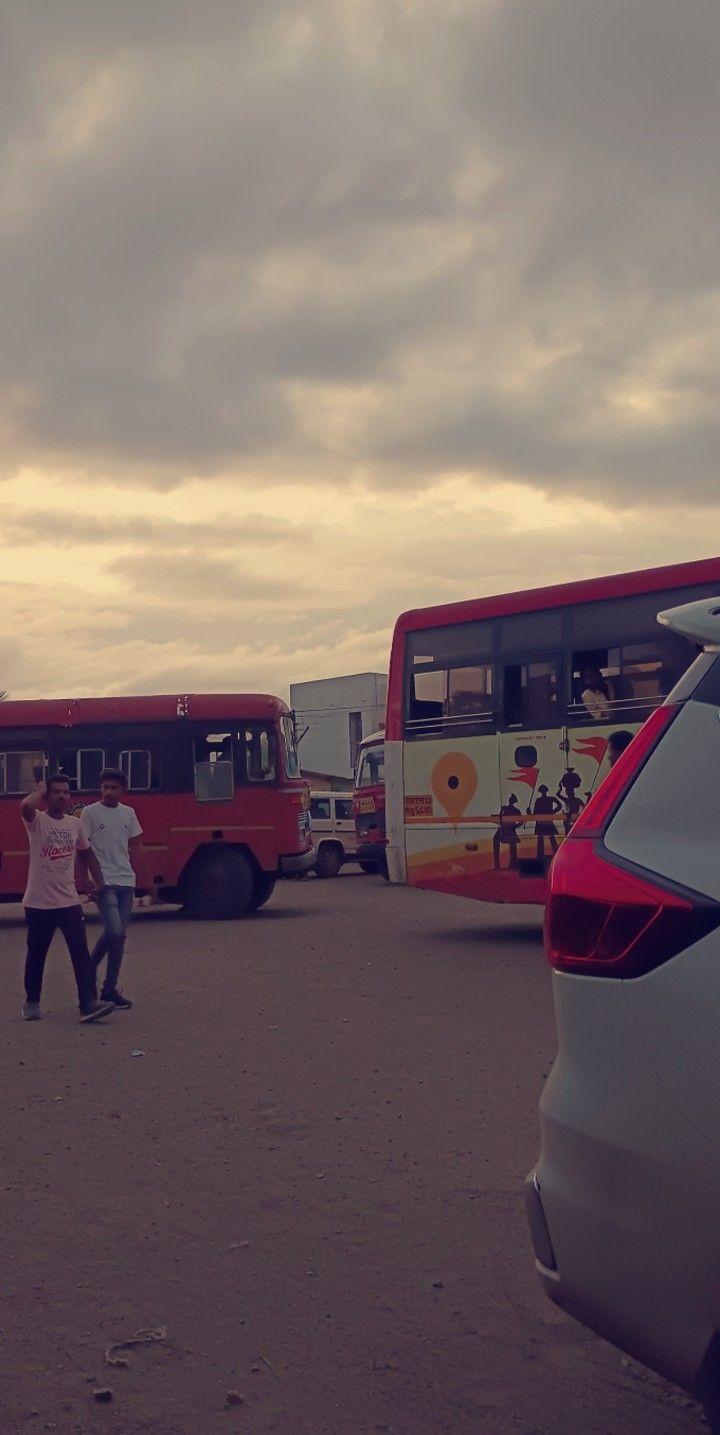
[529, 971, 720, 1396]
[279, 847, 316, 876]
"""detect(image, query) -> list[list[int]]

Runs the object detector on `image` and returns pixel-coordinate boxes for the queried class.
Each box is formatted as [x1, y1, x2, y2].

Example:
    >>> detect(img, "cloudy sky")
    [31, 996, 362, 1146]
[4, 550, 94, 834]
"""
[1, 0, 719, 700]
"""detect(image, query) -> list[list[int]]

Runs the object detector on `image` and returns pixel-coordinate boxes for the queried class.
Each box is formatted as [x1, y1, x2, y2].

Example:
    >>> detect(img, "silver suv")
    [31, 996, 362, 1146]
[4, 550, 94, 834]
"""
[526, 596, 720, 1430]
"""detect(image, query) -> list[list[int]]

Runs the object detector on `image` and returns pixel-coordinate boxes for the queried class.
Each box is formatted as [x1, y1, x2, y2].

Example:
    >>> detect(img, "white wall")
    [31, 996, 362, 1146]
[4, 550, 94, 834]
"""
[290, 672, 387, 781]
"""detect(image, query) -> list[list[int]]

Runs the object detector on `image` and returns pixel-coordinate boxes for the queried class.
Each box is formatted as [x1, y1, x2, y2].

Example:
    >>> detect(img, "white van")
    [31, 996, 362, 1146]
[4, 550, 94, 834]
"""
[309, 792, 357, 878]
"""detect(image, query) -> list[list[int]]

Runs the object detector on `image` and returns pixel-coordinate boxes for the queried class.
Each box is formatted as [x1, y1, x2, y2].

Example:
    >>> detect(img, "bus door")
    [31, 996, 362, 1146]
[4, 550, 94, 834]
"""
[498, 656, 566, 875]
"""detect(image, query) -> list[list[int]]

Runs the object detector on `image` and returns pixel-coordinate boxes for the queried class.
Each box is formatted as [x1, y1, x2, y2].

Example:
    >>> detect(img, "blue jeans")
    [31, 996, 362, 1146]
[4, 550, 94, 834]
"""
[92, 885, 134, 991]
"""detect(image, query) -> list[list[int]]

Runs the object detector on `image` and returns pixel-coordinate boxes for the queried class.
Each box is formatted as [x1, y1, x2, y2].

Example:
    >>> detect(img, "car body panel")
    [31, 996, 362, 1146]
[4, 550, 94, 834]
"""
[534, 971, 720, 1390]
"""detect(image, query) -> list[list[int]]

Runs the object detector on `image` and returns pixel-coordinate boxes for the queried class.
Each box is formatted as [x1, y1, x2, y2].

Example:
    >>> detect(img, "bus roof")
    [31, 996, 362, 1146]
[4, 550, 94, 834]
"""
[392, 556, 720, 638]
[0, 693, 290, 729]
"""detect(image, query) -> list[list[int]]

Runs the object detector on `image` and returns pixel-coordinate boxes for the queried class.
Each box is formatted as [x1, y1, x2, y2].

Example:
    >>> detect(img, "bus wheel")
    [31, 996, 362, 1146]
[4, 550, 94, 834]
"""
[359, 860, 377, 875]
[249, 873, 276, 911]
[185, 849, 254, 919]
[315, 844, 342, 879]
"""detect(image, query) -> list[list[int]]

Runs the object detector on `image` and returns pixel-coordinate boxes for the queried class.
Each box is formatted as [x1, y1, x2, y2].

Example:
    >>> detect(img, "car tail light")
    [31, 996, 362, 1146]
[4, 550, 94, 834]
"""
[570, 704, 679, 839]
[545, 701, 720, 977]
[545, 840, 720, 977]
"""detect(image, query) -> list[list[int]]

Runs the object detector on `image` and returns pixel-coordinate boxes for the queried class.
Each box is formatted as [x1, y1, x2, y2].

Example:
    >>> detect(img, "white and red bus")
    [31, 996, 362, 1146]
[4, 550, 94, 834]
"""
[352, 730, 386, 876]
[384, 557, 720, 905]
[0, 693, 313, 917]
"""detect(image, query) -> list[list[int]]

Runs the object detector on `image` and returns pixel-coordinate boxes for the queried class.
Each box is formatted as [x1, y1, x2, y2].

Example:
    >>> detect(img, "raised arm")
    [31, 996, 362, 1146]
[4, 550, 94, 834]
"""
[20, 781, 47, 824]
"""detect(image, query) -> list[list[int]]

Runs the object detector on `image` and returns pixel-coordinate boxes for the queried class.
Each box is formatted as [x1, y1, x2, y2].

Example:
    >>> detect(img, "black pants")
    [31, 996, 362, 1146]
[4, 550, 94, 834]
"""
[24, 905, 95, 1009]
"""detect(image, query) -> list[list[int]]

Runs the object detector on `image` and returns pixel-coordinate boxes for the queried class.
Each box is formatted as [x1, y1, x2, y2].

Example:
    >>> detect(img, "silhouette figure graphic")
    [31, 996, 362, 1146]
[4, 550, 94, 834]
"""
[557, 769, 585, 834]
[493, 793, 522, 871]
[528, 784, 562, 861]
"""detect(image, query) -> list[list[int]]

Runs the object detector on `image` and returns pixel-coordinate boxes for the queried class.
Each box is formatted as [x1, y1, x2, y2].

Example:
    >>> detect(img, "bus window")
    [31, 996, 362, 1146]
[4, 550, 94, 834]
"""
[406, 622, 494, 737]
[0, 750, 47, 794]
[409, 669, 445, 726]
[80, 749, 105, 791]
[57, 748, 105, 792]
[447, 665, 494, 719]
[504, 661, 560, 729]
[605, 642, 674, 717]
[569, 638, 687, 723]
[194, 732, 234, 802]
[500, 608, 564, 652]
[119, 749, 152, 791]
[408, 664, 494, 736]
[244, 725, 277, 784]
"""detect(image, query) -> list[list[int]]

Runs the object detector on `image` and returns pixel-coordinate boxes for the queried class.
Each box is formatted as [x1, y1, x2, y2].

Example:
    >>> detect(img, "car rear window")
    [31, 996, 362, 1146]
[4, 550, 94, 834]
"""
[668, 650, 720, 706]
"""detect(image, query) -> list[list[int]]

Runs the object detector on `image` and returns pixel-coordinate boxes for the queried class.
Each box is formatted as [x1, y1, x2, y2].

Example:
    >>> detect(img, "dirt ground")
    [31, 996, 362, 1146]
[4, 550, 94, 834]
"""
[0, 874, 706, 1434]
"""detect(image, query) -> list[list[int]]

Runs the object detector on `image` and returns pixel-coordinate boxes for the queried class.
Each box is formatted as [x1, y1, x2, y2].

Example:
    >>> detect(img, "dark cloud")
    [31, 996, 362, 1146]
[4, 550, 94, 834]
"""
[370, 383, 720, 501]
[103, 550, 302, 604]
[0, 0, 718, 502]
[0, 506, 307, 549]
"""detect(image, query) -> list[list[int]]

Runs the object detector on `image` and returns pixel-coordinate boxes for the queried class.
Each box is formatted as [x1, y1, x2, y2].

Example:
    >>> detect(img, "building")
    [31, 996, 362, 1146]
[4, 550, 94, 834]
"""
[289, 673, 387, 790]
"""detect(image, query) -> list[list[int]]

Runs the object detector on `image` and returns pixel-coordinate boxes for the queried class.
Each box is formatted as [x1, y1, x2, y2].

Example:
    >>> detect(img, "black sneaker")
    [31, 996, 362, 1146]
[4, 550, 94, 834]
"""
[101, 988, 133, 1009]
[79, 999, 115, 1024]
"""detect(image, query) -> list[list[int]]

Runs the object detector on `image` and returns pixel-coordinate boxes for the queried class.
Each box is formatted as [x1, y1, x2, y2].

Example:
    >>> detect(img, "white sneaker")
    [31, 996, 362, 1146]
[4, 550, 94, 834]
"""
[22, 1001, 42, 1021]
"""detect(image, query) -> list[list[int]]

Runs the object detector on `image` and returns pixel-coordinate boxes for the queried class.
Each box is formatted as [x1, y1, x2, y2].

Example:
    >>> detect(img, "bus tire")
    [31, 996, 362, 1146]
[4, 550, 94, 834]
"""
[359, 860, 377, 875]
[249, 873, 276, 911]
[315, 843, 343, 879]
[184, 848, 254, 919]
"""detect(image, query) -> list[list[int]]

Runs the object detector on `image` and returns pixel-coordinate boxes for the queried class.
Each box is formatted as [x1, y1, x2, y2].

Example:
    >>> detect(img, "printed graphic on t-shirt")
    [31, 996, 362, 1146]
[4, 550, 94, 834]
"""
[22, 810, 89, 909]
[39, 829, 76, 862]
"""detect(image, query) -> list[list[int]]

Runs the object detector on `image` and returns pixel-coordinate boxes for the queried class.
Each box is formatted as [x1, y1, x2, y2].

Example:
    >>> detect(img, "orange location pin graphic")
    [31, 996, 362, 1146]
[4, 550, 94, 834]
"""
[431, 751, 478, 826]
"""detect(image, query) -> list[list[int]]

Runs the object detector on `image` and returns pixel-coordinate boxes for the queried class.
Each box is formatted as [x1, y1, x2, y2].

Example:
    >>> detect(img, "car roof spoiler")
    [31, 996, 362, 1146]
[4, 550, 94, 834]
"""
[658, 596, 720, 649]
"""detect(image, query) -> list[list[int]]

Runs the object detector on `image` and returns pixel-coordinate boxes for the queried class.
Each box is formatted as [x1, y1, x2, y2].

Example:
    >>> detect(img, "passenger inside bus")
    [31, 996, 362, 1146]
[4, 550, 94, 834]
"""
[581, 668, 611, 721]
[570, 646, 671, 722]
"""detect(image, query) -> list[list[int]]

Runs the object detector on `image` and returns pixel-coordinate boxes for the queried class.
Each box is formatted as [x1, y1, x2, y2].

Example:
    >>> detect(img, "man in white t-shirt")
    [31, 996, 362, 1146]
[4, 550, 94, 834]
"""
[81, 767, 157, 1009]
[20, 776, 116, 1023]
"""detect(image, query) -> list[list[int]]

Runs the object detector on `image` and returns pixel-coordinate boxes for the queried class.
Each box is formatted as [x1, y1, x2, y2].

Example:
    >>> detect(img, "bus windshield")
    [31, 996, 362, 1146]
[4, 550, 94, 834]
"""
[280, 714, 301, 778]
[357, 744, 384, 789]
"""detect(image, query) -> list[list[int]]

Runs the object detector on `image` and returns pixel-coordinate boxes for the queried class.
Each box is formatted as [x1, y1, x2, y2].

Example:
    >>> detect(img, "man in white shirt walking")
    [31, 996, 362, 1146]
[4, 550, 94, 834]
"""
[81, 768, 157, 1009]
[20, 776, 115, 1023]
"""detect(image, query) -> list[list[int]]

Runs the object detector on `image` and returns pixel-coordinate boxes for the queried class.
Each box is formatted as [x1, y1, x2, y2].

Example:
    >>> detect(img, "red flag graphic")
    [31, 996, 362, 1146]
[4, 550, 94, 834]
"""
[572, 736, 609, 765]
[508, 765, 540, 788]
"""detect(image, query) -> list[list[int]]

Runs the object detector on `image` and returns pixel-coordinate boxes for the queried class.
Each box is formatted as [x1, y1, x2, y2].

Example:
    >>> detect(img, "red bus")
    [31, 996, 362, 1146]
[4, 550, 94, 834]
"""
[352, 730, 387, 876]
[384, 556, 720, 905]
[0, 693, 313, 917]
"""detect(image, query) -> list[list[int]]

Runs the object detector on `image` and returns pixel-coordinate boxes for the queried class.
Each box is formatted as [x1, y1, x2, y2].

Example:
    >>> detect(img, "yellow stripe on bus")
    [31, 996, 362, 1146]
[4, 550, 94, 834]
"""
[404, 814, 566, 826]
